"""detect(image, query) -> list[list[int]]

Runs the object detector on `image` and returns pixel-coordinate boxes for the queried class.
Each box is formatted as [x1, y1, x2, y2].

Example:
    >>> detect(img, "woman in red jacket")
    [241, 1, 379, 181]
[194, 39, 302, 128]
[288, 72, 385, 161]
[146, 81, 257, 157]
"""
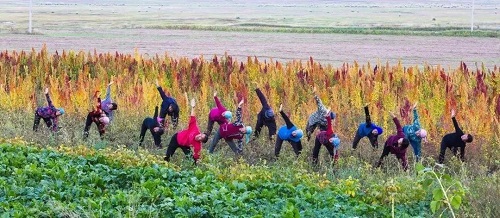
[164, 98, 208, 164]
[312, 109, 341, 166]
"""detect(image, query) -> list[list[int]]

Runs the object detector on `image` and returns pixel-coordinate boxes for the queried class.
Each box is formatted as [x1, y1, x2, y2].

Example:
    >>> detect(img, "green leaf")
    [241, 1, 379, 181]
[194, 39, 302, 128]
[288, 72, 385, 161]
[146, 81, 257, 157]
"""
[415, 163, 425, 172]
[451, 195, 462, 209]
[442, 174, 452, 183]
[430, 200, 438, 213]
[421, 178, 433, 189]
[433, 188, 444, 201]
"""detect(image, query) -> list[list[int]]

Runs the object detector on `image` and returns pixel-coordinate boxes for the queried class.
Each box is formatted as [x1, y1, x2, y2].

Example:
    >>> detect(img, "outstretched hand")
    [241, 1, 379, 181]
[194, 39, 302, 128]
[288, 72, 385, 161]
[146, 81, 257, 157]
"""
[451, 109, 456, 118]
[390, 112, 396, 118]
[279, 104, 283, 112]
[213, 91, 217, 97]
[108, 81, 114, 86]
[190, 98, 196, 108]
[312, 87, 317, 94]
[412, 102, 418, 110]
[238, 99, 244, 107]
[155, 79, 159, 87]
[325, 108, 331, 117]
[44, 88, 49, 95]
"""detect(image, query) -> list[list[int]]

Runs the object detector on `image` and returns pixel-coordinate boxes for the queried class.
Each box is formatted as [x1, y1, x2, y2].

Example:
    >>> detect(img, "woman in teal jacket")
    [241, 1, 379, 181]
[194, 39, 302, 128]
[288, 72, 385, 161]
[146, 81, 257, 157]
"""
[403, 102, 427, 162]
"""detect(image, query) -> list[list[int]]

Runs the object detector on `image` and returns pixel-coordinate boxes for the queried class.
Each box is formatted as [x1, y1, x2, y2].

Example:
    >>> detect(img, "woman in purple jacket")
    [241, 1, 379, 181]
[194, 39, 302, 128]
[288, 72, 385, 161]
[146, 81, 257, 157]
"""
[376, 112, 410, 171]
[33, 88, 65, 132]
[208, 99, 252, 154]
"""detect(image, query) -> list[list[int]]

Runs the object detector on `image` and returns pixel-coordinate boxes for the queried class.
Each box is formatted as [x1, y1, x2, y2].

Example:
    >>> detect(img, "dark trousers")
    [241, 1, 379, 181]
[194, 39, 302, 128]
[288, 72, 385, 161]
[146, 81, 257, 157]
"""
[139, 118, 162, 147]
[352, 106, 379, 149]
[33, 111, 52, 131]
[275, 137, 302, 157]
[254, 113, 277, 139]
[205, 115, 216, 136]
[83, 113, 103, 139]
[312, 137, 335, 165]
[438, 141, 460, 164]
[306, 123, 327, 141]
[164, 133, 193, 161]
[377, 143, 408, 171]
[352, 133, 379, 149]
[208, 130, 241, 154]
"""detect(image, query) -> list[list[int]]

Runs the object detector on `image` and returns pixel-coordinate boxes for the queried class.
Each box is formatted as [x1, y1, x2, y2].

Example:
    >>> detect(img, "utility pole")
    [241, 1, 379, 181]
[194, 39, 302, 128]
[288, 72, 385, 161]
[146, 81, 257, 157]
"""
[29, 0, 32, 33]
[471, 0, 475, 32]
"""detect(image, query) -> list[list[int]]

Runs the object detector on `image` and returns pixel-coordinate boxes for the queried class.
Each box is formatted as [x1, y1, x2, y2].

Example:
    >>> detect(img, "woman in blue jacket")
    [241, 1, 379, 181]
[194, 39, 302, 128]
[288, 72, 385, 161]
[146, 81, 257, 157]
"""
[275, 104, 303, 157]
[352, 105, 383, 150]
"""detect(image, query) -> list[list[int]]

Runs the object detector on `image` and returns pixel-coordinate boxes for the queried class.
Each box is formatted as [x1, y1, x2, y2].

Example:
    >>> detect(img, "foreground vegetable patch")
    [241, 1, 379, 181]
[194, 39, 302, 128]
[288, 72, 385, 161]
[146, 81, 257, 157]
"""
[0, 141, 436, 217]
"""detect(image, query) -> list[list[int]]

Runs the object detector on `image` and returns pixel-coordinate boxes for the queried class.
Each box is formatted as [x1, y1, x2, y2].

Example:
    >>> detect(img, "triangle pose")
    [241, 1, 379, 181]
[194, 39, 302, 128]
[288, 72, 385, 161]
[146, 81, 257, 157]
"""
[83, 82, 118, 139]
[312, 108, 341, 166]
[33, 88, 65, 132]
[208, 99, 252, 155]
[251, 88, 277, 141]
[164, 98, 208, 164]
[275, 104, 304, 157]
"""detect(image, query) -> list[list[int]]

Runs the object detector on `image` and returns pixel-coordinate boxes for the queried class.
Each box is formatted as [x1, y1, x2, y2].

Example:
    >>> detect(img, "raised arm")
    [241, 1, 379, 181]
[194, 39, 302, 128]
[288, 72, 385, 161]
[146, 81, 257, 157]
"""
[279, 104, 294, 128]
[214, 95, 226, 111]
[153, 106, 159, 119]
[411, 103, 421, 129]
[156, 86, 168, 100]
[104, 83, 112, 102]
[188, 98, 196, 128]
[452, 117, 463, 135]
[412, 108, 421, 129]
[280, 111, 294, 129]
[44, 88, 54, 108]
[451, 110, 464, 135]
[255, 88, 270, 109]
[314, 95, 327, 114]
[234, 99, 244, 126]
[390, 112, 403, 134]
[326, 109, 334, 136]
[312, 87, 327, 114]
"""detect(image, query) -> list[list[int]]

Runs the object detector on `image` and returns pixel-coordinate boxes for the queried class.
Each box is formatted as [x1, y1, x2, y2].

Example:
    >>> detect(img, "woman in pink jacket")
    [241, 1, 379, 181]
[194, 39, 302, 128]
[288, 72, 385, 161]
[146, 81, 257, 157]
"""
[205, 92, 232, 136]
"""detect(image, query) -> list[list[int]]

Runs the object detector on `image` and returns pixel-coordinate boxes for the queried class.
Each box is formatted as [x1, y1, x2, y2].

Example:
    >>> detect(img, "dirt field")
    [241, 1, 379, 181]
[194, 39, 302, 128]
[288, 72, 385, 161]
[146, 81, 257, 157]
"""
[0, 0, 498, 69]
[1, 29, 498, 69]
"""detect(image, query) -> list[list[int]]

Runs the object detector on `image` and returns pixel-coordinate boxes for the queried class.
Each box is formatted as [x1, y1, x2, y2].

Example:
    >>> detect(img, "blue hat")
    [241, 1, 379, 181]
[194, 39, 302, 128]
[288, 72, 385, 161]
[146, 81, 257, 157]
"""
[330, 111, 336, 119]
[58, 108, 65, 115]
[245, 126, 253, 143]
[223, 111, 232, 120]
[265, 109, 275, 119]
[293, 129, 303, 139]
[330, 135, 340, 149]
[373, 126, 383, 135]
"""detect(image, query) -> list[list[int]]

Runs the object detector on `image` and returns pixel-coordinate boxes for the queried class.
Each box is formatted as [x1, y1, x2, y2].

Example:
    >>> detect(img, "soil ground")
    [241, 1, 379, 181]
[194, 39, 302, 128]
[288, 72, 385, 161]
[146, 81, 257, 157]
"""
[0, 0, 498, 69]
